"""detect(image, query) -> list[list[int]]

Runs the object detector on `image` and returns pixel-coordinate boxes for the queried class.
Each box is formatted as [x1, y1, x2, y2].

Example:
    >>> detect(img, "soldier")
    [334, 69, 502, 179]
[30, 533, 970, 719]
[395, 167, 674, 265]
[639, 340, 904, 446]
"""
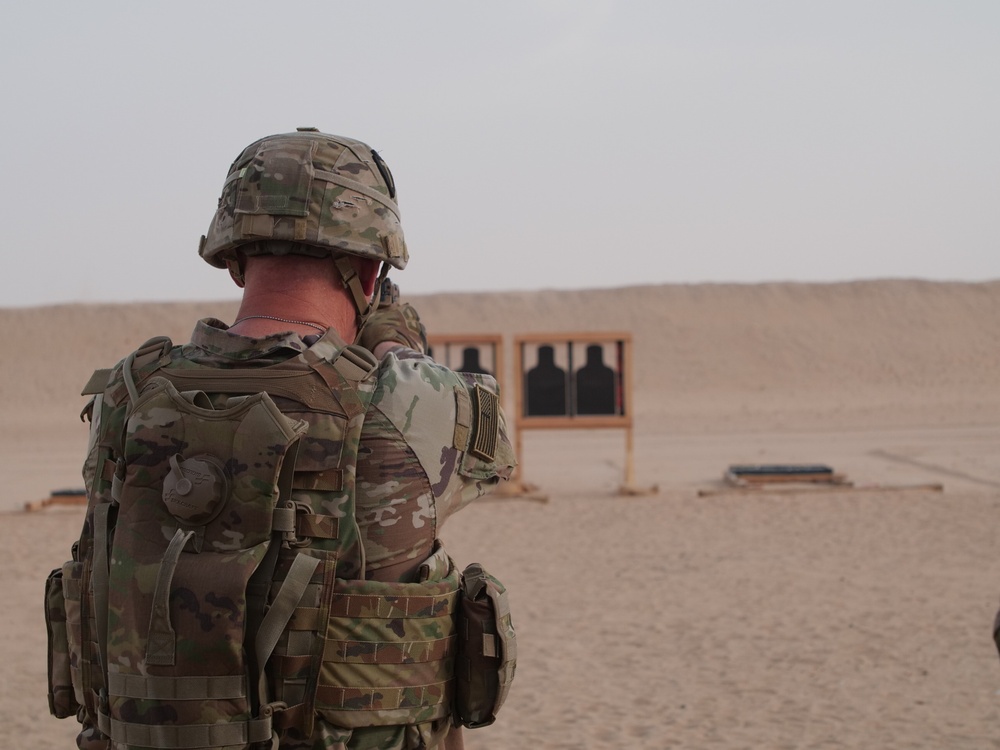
[55, 129, 516, 750]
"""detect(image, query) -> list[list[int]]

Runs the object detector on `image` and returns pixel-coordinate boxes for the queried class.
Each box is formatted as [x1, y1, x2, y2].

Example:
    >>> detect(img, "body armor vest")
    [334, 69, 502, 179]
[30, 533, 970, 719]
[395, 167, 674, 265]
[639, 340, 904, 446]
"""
[50, 331, 462, 748]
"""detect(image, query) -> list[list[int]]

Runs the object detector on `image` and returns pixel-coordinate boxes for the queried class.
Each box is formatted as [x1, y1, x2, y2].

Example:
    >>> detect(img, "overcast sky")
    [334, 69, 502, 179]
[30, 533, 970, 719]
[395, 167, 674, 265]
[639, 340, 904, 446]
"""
[1, 1, 997, 307]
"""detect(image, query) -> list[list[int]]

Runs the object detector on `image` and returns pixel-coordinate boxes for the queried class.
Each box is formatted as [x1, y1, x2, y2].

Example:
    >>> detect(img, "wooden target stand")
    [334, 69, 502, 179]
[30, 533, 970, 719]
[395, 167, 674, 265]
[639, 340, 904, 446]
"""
[513, 332, 656, 497]
[427, 332, 656, 498]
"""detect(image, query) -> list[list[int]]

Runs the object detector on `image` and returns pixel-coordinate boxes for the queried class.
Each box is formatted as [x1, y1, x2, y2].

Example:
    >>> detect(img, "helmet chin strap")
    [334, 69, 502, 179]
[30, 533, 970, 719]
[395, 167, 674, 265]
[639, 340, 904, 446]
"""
[333, 256, 390, 340]
[226, 257, 246, 288]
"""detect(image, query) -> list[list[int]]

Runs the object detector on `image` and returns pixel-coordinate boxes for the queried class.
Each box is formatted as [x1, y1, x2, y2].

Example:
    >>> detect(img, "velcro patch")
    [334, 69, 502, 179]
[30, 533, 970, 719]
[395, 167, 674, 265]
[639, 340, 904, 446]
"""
[469, 384, 499, 462]
[453, 386, 472, 451]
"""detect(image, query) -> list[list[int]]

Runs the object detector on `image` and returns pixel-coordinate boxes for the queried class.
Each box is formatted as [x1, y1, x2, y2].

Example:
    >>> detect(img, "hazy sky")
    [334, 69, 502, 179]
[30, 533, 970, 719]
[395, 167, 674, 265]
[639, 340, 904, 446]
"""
[1, 1, 997, 307]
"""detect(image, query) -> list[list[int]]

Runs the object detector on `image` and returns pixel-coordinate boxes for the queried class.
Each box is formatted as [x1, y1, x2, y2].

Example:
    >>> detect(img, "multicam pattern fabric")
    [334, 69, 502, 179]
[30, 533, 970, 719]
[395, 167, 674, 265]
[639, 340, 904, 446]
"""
[200, 130, 409, 272]
[44, 567, 77, 719]
[179, 321, 515, 582]
[104, 378, 307, 742]
[58, 318, 515, 750]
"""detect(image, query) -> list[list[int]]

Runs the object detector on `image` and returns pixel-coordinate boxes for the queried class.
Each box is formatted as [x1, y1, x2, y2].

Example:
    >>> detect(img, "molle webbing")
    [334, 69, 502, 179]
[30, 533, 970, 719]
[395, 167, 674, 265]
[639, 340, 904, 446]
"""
[107, 673, 246, 701]
[311, 563, 461, 728]
[97, 712, 274, 749]
[272, 504, 340, 542]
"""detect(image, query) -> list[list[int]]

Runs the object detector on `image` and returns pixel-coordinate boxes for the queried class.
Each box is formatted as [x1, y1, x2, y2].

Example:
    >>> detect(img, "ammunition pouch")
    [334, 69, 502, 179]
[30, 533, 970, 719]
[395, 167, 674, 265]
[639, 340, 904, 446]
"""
[45, 566, 81, 719]
[454, 563, 517, 728]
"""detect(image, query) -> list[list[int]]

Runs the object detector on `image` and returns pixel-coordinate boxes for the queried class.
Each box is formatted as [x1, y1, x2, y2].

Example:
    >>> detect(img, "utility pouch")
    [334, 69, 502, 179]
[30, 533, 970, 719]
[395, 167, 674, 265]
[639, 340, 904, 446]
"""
[45, 566, 80, 719]
[454, 563, 516, 728]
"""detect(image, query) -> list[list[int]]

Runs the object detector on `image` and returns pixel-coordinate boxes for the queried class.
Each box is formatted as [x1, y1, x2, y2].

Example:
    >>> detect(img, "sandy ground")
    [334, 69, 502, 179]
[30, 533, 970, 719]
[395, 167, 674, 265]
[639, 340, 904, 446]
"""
[3, 280, 1000, 748]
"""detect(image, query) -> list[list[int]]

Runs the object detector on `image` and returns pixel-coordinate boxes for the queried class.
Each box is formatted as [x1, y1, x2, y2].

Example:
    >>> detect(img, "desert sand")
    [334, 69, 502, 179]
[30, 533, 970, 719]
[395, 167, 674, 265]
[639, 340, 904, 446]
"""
[3, 279, 1000, 748]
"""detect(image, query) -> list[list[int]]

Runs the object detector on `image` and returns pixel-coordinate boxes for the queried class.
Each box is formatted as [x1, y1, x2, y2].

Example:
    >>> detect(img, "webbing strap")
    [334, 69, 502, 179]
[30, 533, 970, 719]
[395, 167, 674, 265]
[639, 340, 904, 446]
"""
[93, 503, 112, 679]
[108, 673, 246, 701]
[110, 472, 124, 504]
[331, 346, 378, 383]
[315, 681, 452, 713]
[255, 553, 321, 686]
[98, 709, 272, 749]
[297, 514, 339, 540]
[486, 579, 516, 712]
[333, 256, 373, 321]
[270, 652, 315, 677]
[287, 607, 321, 631]
[328, 590, 457, 619]
[121, 350, 141, 406]
[245, 540, 282, 716]
[146, 529, 195, 666]
[272, 505, 295, 533]
[322, 634, 456, 664]
[313, 169, 400, 218]
[272, 506, 340, 541]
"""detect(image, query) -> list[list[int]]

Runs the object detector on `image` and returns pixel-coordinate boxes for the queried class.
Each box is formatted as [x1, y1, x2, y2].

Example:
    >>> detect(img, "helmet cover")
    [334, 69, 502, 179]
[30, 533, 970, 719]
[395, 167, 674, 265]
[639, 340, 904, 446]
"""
[200, 128, 408, 270]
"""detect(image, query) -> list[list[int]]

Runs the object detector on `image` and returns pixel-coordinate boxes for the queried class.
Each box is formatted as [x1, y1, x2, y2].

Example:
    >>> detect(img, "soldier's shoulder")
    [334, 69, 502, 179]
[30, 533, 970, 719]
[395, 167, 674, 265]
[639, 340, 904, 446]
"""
[373, 350, 498, 406]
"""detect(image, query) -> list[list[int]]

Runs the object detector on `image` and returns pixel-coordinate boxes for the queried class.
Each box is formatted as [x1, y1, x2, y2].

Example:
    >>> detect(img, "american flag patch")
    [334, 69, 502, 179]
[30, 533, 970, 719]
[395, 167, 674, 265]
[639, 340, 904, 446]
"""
[469, 384, 499, 462]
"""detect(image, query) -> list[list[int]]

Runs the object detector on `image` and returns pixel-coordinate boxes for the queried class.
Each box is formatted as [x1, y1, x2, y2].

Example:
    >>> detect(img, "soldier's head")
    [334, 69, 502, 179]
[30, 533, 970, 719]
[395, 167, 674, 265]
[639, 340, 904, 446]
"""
[199, 127, 407, 323]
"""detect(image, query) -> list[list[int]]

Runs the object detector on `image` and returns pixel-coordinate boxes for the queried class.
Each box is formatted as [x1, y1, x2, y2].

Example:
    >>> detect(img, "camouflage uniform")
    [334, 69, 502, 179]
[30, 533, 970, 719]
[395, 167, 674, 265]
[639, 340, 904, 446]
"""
[179, 318, 515, 583]
[74, 318, 514, 750]
[52, 129, 516, 750]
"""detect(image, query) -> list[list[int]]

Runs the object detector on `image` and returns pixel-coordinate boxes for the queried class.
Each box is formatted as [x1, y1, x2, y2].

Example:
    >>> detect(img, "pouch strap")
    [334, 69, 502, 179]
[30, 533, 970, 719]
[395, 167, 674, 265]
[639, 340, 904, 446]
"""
[118, 336, 172, 407]
[333, 255, 375, 323]
[485, 579, 516, 712]
[255, 553, 321, 696]
[146, 528, 195, 666]
[92, 503, 114, 678]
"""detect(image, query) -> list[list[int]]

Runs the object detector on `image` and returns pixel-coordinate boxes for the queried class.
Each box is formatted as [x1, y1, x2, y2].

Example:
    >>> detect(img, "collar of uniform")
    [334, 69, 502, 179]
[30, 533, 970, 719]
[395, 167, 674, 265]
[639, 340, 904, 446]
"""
[189, 317, 314, 361]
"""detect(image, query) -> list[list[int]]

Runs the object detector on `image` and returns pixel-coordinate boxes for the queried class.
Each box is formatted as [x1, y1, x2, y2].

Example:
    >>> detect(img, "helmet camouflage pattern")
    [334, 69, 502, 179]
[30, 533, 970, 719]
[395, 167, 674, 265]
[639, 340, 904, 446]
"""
[200, 128, 408, 270]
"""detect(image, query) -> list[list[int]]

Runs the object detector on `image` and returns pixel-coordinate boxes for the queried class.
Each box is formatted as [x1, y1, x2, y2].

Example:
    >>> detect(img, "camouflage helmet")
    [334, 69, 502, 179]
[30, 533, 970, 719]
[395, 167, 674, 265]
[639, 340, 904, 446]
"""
[199, 128, 408, 271]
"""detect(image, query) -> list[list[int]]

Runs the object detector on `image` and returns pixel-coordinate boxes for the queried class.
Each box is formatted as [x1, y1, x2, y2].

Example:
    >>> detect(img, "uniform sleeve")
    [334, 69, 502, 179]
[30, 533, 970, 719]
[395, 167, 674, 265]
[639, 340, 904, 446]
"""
[368, 349, 516, 522]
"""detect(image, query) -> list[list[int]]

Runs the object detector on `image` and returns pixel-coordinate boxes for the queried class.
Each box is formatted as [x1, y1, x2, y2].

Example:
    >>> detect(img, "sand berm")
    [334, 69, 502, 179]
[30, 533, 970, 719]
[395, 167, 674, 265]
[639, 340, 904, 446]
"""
[3, 280, 1000, 748]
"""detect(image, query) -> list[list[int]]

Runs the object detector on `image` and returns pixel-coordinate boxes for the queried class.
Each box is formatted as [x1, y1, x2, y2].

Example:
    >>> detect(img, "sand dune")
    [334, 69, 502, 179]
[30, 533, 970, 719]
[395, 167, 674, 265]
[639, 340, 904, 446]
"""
[3, 280, 1000, 748]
